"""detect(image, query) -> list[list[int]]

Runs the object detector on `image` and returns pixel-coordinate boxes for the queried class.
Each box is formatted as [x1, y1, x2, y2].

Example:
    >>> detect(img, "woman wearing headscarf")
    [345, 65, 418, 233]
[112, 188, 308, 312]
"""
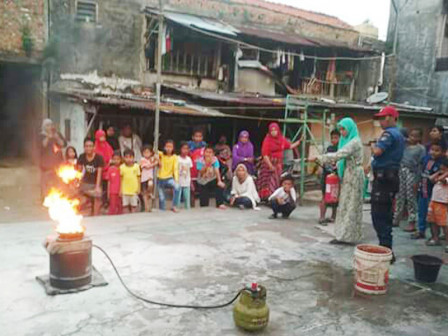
[311, 117, 364, 244]
[230, 164, 260, 209]
[95, 129, 114, 205]
[94, 129, 114, 173]
[232, 131, 255, 175]
[39, 119, 67, 199]
[258, 123, 301, 200]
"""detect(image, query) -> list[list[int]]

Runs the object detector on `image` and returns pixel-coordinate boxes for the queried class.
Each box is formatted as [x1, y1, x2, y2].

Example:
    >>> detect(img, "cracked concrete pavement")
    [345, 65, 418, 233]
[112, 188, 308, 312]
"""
[1, 205, 447, 335]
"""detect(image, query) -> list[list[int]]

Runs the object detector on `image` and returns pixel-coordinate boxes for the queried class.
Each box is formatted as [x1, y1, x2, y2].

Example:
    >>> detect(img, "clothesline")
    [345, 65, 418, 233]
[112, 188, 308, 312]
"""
[185, 24, 392, 62]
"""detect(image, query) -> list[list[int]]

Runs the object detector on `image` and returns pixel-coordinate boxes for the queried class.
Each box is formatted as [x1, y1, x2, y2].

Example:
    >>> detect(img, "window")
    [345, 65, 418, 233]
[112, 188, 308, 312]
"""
[75, 0, 98, 23]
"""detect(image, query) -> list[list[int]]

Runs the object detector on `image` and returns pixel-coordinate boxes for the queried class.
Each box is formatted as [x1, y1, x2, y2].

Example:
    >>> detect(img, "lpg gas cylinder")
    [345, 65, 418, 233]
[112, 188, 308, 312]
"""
[233, 283, 269, 331]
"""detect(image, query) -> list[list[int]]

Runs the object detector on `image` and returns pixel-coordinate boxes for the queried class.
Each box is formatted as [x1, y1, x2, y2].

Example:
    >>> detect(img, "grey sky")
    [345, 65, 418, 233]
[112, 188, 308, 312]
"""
[269, 0, 391, 40]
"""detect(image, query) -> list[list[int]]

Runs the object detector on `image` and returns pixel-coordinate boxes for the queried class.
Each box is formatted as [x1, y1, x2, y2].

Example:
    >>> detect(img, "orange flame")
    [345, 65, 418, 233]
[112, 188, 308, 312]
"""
[57, 165, 82, 184]
[43, 189, 84, 235]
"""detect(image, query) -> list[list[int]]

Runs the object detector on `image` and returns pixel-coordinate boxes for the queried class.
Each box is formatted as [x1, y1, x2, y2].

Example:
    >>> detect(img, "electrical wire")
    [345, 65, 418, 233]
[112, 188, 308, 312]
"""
[93, 244, 243, 309]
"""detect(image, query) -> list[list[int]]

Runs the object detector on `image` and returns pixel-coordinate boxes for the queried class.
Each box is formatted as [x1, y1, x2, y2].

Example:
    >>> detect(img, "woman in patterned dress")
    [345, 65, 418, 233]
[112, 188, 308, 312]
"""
[257, 123, 302, 200]
[311, 118, 365, 244]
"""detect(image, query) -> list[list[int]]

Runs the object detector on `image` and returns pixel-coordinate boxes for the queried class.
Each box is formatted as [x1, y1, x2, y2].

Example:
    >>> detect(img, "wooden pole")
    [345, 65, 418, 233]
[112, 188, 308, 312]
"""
[154, 0, 163, 153]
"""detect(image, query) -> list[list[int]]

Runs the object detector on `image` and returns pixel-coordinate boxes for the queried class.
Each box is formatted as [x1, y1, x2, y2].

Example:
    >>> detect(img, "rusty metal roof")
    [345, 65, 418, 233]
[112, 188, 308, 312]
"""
[50, 87, 226, 118]
[236, 25, 317, 46]
[233, 0, 354, 31]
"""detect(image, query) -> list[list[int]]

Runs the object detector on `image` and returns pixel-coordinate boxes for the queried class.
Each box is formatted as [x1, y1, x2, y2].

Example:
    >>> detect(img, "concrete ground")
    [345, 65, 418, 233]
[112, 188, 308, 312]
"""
[1, 205, 448, 336]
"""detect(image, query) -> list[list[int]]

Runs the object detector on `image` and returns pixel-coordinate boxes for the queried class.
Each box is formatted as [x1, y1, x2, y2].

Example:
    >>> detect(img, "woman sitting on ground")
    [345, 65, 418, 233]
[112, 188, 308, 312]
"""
[230, 164, 260, 209]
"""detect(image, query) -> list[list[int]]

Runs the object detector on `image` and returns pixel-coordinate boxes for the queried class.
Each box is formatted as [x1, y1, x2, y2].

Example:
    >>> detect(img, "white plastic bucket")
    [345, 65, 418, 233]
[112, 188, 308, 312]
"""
[354, 244, 392, 295]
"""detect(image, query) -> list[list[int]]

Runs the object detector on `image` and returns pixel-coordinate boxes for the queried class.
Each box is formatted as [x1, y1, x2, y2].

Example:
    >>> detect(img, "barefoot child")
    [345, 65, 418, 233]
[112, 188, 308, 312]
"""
[107, 151, 122, 215]
[425, 157, 448, 251]
[177, 142, 193, 209]
[120, 149, 141, 213]
[268, 174, 296, 219]
[140, 145, 158, 212]
[319, 129, 340, 225]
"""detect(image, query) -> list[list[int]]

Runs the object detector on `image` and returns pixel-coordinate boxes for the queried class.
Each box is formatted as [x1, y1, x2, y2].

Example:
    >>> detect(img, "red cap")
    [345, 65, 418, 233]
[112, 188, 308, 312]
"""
[251, 283, 258, 291]
[374, 106, 399, 118]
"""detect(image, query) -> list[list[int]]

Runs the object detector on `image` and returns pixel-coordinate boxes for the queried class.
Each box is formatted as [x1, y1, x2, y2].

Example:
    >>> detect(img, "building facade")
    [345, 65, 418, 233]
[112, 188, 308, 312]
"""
[387, 0, 448, 116]
[0, 0, 47, 160]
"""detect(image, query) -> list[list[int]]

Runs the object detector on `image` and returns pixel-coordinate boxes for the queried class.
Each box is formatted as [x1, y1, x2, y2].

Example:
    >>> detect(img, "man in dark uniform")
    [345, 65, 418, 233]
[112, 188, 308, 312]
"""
[371, 106, 405, 263]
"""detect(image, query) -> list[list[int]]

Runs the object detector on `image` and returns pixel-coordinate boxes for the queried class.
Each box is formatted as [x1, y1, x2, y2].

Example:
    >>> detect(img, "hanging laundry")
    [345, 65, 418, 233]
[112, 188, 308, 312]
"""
[326, 58, 337, 83]
[276, 49, 281, 67]
[161, 24, 167, 55]
[299, 50, 305, 62]
[288, 51, 294, 70]
[165, 30, 172, 54]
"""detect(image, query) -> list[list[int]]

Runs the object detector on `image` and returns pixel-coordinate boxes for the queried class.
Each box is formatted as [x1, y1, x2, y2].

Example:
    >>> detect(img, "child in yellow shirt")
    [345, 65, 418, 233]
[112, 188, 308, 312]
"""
[120, 149, 141, 213]
[158, 140, 180, 212]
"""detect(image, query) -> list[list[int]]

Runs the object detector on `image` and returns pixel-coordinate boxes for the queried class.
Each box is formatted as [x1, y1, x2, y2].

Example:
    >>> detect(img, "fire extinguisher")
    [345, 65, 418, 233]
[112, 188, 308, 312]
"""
[324, 173, 339, 204]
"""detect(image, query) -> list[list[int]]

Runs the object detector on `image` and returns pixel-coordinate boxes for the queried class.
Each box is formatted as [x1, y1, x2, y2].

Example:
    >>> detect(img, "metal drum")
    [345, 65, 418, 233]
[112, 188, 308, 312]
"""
[49, 237, 92, 289]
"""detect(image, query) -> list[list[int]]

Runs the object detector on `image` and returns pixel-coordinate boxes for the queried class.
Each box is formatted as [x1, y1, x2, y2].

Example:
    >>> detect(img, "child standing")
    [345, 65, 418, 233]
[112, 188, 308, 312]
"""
[158, 140, 180, 212]
[65, 146, 78, 166]
[120, 149, 141, 213]
[393, 128, 426, 231]
[412, 142, 445, 239]
[77, 138, 104, 216]
[268, 174, 297, 219]
[140, 145, 158, 212]
[425, 157, 448, 251]
[177, 142, 193, 209]
[319, 129, 340, 225]
[107, 151, 122, 215]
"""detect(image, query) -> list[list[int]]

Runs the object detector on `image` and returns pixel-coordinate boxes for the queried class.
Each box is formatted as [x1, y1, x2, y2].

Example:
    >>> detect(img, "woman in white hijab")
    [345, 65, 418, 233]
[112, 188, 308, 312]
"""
[230, 164, 260, 209]
[40, 119, 66, 199]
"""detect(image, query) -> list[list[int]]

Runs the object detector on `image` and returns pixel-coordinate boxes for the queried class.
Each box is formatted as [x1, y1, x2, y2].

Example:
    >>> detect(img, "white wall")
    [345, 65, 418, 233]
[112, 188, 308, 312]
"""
[59, 101, 86, 155]
[237, 69, 275, 96]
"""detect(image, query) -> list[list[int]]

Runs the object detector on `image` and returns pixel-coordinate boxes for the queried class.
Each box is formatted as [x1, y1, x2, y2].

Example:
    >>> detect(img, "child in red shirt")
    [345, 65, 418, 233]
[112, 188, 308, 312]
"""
[107, 151, 122, 215]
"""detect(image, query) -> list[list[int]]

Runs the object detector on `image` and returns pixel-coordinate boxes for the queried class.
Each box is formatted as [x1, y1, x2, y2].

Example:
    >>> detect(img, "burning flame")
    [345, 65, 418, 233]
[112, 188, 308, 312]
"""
[57, 165, 82, 184]
[43, 189, 84, 235]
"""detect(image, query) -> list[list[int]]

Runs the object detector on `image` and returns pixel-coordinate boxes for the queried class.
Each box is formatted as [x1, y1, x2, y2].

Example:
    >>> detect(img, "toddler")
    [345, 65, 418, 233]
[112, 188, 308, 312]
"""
[140, 145, 158, 212]
[412, 142, 445, 239]
[425, 157, 448, 251]
[177, 142, 193, 209]
[107, 151, 122, 215]
[120, 149, 141, 213]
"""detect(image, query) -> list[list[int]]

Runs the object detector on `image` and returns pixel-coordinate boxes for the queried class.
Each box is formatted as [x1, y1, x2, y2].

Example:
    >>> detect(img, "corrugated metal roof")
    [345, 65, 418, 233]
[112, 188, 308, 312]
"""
[50, 87, 226, 118]
[236, 25, 317, 46]
[163, 12, 240, 36]
[233, 0, 354, 31]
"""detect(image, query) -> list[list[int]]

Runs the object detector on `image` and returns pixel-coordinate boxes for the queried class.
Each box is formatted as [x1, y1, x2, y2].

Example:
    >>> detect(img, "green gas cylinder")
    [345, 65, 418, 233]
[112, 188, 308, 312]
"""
[233, 283, 269, 331]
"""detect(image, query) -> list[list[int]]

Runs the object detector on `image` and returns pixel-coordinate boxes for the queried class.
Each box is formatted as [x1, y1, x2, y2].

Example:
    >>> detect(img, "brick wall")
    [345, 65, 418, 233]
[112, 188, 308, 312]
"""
[0, 0, 46, 60]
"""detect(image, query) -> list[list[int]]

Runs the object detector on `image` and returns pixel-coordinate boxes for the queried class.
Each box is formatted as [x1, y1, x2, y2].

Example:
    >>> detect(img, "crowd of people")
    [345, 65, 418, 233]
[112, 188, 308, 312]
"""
[39, 119, 299, 220]
[311, 106, 448, 261]
[40, 106, 448, 257]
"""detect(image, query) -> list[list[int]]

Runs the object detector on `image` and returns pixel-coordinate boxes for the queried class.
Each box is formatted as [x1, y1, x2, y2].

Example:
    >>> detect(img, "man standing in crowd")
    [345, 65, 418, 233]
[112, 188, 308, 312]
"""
[119, 124, 143, 162]
[370, 106, 405, 263]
